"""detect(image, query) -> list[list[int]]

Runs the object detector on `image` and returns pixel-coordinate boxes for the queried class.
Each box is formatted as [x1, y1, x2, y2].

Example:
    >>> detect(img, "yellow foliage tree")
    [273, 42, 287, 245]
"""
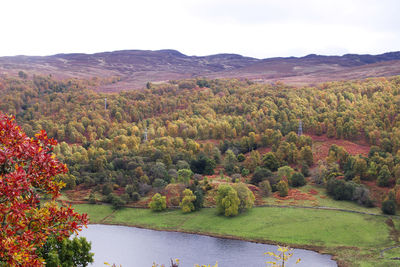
[265, 246, 300, 267]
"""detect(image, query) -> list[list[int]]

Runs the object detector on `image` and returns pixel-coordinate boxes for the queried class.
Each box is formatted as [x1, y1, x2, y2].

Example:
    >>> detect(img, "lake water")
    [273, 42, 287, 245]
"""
[79, 224, 337, 267]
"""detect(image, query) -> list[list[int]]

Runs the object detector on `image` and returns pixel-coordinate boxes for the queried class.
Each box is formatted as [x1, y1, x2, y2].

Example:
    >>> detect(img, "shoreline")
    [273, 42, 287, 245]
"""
[85, 221, 341, 266]
[72, 203, 398, 266]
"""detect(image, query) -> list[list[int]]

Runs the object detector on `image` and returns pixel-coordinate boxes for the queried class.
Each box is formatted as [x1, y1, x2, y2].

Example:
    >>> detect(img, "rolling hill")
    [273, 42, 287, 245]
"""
[1, 49, 400, 91]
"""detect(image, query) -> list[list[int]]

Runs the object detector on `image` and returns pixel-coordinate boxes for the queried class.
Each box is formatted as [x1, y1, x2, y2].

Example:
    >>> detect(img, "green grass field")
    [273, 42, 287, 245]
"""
[73, 204, 400, 266]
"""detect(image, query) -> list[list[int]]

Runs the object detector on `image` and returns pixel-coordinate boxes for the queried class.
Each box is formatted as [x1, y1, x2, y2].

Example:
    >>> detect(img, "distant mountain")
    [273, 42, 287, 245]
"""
[1, 49, 400, 91]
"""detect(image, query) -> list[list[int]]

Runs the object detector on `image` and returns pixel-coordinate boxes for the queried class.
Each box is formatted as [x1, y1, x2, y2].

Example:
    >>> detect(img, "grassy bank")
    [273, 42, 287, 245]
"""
[73, 204, 400, 267]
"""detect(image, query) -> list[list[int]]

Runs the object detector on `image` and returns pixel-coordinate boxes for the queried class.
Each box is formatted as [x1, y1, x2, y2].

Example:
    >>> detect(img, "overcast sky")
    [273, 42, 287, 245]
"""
[1, 0, 399, 58]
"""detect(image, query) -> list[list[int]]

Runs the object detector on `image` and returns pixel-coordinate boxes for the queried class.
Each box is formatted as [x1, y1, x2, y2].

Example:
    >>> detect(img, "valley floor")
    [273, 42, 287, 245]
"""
[73, 204, 400, 267]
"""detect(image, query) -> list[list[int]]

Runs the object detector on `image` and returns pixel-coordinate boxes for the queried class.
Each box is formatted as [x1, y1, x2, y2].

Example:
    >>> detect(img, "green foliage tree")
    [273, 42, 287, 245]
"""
[244, 150, 262, 172]
[216, 184, 240, 217]
[193, 189, 204, 211]
[150, 162, 169, 183]
[190, 155, 216, 175]
[180, 189, 196, 213]
[149, 193, 167, 211]
[353, 156, 368, 180]
[326, 179, 363, 202]
[125, 184, 137, 199]
[290, 172, 306, 187]
[178, 168, 194, 185]
[224, 149, 238, 175]
[377, 165, 391, 187]
[277, 166, 295, 181]
[38, 236, 94, 267]
[285, 131, 298, 144]
[262, 152, 279, 172]
[251, 167, 273, 185]
[233, 183, 255, 212]
[299, 146, 313, 167]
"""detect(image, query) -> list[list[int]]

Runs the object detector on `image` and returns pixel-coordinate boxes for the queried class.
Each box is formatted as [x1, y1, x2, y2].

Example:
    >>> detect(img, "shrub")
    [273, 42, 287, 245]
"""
[193, 174, 203, 181]
[276, 180, 289, 197]
[352, 186, 374, 207]
[216, 184, 240, 217]
[382, 199, 396, 215]
[178, 169, 194, 185]
[231, 173, 242, 183]
[237, 153, 246, 162]
[301, 162, 310, 177]
[125, 184, 137, 199]
[241, 168, 250, 177]
[149, 193, 167, 211]
[259, 180, 272, 197]
[176, 160, 190, 170]
[290, 172, 306, 187]
[111, 195, 126, 210]
[337, 180, 354, 198]
[131, 192, 140, 202]
[327, 179, 348, 200]
[139, 183, 152, 196]
[168, 169, 178, 180]
[327, 179, 374, 207]
[152, 178, 167, 192]
[102, 184, 113, 196]
[88, 192, 96, 204]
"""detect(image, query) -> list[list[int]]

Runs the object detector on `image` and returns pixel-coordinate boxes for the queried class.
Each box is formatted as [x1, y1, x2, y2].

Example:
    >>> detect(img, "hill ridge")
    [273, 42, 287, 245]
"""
[1, 49, 400, 91]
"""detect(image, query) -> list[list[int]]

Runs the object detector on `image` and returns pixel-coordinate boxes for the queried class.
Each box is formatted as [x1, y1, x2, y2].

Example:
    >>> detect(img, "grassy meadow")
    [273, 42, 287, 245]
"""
[73, 204, 400, 266]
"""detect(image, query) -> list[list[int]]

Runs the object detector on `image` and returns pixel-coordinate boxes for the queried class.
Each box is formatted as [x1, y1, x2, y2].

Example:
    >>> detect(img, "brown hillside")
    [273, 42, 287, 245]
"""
[1, 50, 400, 91]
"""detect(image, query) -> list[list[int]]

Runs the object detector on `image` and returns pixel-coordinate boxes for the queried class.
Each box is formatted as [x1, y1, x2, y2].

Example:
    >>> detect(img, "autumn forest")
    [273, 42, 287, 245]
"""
[2, 73, 400, 266]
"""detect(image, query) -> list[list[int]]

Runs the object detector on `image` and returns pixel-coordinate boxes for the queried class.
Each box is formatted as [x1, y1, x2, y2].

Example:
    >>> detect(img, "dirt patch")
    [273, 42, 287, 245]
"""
[273, 189, 317, 201]
[244, 147, 272, 157]
[363, 181, 391, 206]
[196, 139, 222, 145]
[386, 218, 400, 242]
[64, 185, 91, 201]
[310, 134, 370, 163]
[308, 189, 319, 195]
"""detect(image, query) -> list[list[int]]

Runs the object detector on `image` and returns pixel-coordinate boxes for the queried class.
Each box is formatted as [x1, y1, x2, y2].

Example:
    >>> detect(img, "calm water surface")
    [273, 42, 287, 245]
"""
[79, 224, 337, 267]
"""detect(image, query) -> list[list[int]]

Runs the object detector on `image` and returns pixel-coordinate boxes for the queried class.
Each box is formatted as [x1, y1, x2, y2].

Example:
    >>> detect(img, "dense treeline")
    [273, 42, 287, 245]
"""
[1, 74, 400, 208]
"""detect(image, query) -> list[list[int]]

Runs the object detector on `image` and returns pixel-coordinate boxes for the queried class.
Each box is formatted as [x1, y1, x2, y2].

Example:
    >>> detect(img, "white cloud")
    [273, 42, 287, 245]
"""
[0, 0, 399, 58]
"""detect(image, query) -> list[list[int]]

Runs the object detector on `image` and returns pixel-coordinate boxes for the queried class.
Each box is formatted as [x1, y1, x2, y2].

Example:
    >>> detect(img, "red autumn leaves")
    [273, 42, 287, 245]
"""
[0, 112, 88, 266]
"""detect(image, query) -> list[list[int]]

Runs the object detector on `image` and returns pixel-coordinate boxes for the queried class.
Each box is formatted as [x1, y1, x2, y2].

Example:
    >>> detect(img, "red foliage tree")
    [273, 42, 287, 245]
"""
[0, 112, 88, 266]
